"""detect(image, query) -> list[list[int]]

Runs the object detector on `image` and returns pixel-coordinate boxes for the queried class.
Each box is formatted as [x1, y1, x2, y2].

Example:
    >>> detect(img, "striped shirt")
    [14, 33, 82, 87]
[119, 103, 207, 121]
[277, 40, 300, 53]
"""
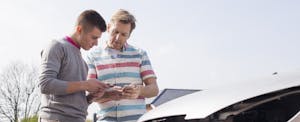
[86, 43, 156, 122]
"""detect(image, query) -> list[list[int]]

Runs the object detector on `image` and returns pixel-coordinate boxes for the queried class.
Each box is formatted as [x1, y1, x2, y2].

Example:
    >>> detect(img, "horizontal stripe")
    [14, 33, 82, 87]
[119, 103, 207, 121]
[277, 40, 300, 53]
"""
[87, 64, 96, 68]
[99, 114, 143, 122]
[98, 106, 116, 114]
[116, 109, 146, 118]
[97, 96, 145, 105]
[99, 99, 145, 109]
[100, 105, 146, 113]
[125, 47, 138, 52]
[142, 75, 156, 80]
[117, 54, 142, 59]
[98, 72, 140, 81]
[96, 62, 140, 70]
[97, 109, 145, 119]
[88, 74, 97, 79]
[94, 55, 142, 61]
[119, 105, 146, 111]
[94, 59, 141, 66]
[141, 70, 154, 78]
[141, 60, 151, 66]
[114, 83, 130, 87]
[95, 67, 140, 76]
[94, 56, 113, 61]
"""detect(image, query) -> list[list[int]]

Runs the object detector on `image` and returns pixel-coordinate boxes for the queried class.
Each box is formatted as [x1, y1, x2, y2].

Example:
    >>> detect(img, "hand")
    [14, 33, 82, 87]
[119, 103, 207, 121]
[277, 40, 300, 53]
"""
[121, 84, 142, 99]
[86, 89, 107, 103]
[93, 86, 123, 102]
[105, 86, 123, 101]
[90, 89, 106, 98]
[84, 79, 109, 93]
[86, 92, 97, 104]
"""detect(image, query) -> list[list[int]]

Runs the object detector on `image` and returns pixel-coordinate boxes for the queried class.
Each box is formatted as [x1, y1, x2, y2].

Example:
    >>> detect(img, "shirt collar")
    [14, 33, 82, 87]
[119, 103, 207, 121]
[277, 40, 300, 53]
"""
[104, 41, 128, 52]
[65, 36, 80, 49]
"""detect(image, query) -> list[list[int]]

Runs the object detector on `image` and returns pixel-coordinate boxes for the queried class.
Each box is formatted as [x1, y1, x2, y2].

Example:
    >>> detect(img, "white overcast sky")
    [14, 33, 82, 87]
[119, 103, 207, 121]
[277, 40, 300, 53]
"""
[1, 0, 300, 88]
[1, 0, 300, 119]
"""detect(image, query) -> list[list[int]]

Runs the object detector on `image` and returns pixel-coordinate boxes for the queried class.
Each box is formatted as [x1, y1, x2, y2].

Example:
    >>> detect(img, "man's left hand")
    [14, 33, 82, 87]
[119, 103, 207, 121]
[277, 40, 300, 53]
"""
[122, 84, 142, 99]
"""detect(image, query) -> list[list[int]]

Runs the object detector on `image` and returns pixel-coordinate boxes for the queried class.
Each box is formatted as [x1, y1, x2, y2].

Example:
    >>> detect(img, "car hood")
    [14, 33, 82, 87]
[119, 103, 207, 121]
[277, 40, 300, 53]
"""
[138, 71, 300, 122]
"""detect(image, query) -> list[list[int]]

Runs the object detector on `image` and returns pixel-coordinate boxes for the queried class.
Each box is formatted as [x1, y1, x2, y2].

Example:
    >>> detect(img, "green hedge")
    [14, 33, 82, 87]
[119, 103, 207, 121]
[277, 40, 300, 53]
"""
[21, 115, 38, 122]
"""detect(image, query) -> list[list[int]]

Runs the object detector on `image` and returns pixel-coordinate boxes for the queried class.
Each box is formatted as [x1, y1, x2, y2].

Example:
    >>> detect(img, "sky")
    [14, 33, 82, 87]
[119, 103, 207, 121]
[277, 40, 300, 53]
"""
[0, 0, 300, 120]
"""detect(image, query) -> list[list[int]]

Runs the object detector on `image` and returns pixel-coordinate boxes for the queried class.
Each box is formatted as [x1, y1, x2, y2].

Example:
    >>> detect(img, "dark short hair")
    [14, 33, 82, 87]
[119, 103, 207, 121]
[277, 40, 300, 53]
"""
[77, 10, 107, 32]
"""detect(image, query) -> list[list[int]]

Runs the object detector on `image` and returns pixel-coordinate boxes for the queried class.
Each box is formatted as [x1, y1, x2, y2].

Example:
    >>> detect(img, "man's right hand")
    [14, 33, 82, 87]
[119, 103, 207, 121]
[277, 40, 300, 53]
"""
[84, 79, 109, 93]
[66, 79, 108, 94]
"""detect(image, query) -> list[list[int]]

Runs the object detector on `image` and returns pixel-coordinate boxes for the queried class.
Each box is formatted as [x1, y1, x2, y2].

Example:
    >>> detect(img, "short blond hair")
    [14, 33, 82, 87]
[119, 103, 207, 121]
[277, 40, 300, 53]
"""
[110, 9, 136, 33]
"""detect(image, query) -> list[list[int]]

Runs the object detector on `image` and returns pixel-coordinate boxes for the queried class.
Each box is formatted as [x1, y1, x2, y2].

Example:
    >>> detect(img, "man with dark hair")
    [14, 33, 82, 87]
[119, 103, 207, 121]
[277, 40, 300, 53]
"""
[86, 9, 159, 122]
[38, 10, 108, 122]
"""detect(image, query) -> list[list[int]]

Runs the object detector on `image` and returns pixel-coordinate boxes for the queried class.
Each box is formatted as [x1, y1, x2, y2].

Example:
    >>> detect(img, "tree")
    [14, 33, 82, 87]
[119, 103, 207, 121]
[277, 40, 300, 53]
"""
[0, 62, 40, 122]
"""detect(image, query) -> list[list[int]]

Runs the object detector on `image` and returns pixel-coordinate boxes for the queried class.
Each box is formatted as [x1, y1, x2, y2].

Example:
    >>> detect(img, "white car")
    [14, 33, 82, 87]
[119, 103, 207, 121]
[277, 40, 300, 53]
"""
[138, 72, 300, 122]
